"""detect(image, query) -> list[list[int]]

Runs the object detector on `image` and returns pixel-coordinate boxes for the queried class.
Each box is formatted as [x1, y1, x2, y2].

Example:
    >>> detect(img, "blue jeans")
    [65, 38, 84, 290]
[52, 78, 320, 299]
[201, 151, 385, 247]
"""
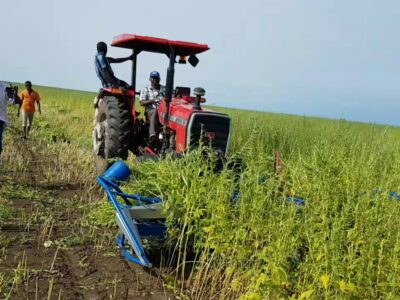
[0, 120, 4, 153]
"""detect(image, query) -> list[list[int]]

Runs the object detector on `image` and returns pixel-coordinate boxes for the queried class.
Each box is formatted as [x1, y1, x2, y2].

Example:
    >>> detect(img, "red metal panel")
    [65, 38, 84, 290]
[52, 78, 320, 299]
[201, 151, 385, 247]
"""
[112, 34, 209, 56]
[157, 98, 219, 153]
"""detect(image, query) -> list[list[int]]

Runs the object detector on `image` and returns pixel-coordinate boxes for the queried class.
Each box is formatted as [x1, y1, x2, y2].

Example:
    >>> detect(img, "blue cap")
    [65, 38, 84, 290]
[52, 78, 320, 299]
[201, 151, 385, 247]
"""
[150, 71, 160, 78]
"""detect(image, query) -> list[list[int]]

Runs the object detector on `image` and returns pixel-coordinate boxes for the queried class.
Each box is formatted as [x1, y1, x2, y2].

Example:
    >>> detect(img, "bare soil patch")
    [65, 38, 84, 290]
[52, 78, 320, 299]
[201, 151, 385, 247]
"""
[0, 138, 175, 299]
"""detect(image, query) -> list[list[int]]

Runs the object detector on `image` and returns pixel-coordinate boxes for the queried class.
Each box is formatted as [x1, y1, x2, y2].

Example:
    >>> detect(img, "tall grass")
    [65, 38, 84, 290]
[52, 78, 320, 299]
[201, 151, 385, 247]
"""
[123, 109, 400, 299]
[2, 84, 400, 299]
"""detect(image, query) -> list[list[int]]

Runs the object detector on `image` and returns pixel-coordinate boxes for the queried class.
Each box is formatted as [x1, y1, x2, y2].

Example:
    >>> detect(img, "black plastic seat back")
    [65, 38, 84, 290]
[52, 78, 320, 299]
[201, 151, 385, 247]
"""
[174, 87, 191, 97]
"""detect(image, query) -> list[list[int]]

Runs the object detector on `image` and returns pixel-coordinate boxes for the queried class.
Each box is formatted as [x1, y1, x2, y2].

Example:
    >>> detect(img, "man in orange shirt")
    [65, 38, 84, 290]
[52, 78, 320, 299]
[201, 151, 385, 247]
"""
[17, 81, 41, 139]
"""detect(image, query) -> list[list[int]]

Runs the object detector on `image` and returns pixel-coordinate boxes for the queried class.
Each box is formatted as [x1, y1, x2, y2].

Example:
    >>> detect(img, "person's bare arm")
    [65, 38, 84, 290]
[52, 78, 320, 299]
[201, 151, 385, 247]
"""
[37, 101, 41, 114]
[107, 54, 133, 64]
[140, 99, 155, 107]
[139, 88, 154, 107]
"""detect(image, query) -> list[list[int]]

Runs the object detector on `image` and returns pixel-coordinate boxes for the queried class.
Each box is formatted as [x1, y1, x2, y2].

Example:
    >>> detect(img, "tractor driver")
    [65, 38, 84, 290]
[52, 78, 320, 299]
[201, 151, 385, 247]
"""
[95, 41, 133, 89]
[139, 71, 165, 143]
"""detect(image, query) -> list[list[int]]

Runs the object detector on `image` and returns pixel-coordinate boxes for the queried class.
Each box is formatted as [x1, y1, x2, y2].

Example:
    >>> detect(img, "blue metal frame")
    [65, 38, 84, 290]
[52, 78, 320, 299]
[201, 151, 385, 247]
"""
[96, 175, 165, 267]
[97, 161, 400, 268]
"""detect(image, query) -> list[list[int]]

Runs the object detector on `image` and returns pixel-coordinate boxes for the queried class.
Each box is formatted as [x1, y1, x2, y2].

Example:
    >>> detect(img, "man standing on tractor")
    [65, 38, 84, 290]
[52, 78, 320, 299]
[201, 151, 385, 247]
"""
[17, 81, 41, 140]
[95, 41, 133, 89]
[139, 71, 165, 143]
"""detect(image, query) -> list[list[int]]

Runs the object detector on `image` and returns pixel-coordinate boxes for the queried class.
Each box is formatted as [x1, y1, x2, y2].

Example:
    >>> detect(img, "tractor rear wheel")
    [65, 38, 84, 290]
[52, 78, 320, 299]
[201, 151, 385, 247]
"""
[92, 96, 133, 175]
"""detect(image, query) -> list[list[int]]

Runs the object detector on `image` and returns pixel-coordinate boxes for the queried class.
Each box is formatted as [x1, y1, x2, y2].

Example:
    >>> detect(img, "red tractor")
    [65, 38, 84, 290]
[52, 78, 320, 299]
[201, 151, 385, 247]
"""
[93, 34, 231, 174]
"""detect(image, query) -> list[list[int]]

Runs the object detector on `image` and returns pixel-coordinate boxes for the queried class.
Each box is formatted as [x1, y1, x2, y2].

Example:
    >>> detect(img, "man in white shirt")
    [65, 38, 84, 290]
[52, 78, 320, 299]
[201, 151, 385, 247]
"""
[0, 81, 9, 156]
[139, 71, 165, 142]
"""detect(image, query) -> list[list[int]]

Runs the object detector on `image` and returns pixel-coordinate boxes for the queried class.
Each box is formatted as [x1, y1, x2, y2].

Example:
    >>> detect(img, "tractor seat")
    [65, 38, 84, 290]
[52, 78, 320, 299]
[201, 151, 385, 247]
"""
[174, 86, 191, 98]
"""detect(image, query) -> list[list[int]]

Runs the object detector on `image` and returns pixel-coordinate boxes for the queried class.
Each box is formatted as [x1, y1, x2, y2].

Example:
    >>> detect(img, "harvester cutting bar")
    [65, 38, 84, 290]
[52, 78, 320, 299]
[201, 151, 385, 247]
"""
[96, 161, 165, 268]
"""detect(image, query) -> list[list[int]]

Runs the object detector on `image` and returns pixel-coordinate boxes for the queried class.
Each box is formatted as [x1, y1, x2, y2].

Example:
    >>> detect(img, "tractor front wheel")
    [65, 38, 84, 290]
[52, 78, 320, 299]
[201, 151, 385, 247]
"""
[92, 96, 133, 175]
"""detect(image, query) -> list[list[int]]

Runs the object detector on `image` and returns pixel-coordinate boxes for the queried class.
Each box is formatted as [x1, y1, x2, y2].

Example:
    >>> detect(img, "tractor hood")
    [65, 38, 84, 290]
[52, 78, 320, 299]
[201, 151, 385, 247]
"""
[158, 98, 231, 154]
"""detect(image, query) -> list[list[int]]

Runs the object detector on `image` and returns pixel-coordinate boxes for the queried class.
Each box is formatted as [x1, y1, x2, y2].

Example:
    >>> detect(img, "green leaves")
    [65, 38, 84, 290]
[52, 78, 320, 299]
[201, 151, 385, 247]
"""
[320, 274, 329, 290]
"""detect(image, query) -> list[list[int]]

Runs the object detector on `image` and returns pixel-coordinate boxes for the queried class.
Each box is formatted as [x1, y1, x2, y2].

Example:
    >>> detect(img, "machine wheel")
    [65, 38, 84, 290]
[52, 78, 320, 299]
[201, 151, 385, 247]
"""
[93, 96, 133, 175]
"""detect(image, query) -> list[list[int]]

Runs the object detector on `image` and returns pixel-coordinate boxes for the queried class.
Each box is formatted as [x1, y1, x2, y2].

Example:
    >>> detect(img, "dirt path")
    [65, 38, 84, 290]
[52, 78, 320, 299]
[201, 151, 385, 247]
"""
[0, 138, 175, 299]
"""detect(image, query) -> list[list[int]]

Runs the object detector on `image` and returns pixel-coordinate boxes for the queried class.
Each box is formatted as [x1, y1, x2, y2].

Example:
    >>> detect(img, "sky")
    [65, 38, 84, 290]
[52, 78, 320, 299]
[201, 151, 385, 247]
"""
[1, 0, 399, 126]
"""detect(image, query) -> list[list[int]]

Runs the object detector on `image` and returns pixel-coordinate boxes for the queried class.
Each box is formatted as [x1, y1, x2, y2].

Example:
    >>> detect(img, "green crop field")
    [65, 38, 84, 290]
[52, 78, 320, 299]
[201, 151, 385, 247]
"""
[1, 84, 400, 299]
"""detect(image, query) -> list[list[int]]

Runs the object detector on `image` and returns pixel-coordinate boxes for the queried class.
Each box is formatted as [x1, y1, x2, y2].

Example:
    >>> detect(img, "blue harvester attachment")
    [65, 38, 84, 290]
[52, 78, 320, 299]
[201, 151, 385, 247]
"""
[96, 161, 165, 268]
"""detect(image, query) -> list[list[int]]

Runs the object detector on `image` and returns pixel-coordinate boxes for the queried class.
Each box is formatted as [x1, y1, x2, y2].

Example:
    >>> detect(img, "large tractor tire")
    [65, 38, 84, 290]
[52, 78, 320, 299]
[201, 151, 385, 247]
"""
[93, 96, 133, 175]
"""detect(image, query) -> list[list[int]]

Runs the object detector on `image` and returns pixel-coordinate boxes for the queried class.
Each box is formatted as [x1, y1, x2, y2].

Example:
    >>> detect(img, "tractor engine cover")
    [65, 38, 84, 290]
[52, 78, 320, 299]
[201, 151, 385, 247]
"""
[158, 98, 231, 155]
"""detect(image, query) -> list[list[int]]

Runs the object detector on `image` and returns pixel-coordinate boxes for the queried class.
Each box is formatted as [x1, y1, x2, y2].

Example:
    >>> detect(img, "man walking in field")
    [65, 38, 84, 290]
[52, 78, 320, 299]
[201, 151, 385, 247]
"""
[0, 81, 9, 157]
[17, 81, 41, 139]
[95, 41, 133, 89]
[139, 71, 165, 143]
